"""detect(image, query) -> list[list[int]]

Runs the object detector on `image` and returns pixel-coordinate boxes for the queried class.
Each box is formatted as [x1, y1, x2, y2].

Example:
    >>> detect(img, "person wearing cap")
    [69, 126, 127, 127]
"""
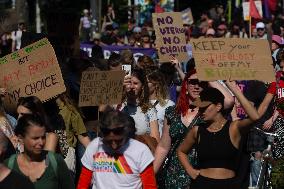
[177, 82, 260, 189]
[205, 28, 215, 38]
[271, 35, 283, 71]
[154, 69, 234, 188]
[216, 24, 227, 38]
[256, 22, 267, 39]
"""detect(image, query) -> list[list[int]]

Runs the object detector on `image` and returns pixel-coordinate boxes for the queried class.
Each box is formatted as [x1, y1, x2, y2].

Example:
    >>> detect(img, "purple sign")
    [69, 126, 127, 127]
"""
[80, 43, 157, 62]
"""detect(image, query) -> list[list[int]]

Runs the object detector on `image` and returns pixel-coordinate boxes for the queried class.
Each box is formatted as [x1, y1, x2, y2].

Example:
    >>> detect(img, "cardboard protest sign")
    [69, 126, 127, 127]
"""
[242, 1, 263, 21]
[0, 38, 66, 110]
[152, 12, 188, 63]
[190, 38, 275, 82]
[79, 70, 124, 107]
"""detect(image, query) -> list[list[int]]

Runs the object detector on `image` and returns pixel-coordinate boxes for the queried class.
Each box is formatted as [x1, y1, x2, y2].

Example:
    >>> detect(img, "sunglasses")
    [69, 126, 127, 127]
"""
[100, 127, 125, 136]
[188, 79, 208, 87]
[198, 104, 212, 113]
[257, 28, 264, 31]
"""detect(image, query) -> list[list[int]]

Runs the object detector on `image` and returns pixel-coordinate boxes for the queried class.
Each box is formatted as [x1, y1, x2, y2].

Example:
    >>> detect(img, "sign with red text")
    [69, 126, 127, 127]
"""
[152, 12, 188, 63]
[79, 70, 124, 107]
[190, 38, 275, 82]
[0, 38, 66, 110]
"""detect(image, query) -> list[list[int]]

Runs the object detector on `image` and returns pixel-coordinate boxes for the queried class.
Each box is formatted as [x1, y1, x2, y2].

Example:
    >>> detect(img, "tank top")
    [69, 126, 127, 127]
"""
[196, 121, 239, 170]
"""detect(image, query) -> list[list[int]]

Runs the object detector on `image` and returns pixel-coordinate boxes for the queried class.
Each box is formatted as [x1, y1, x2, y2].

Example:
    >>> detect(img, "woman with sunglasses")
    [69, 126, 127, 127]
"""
[177, 82, 260, 189]
[154, 69, 234, 189]
[77, 110, 157, 189]
[119, 68, 160, 142]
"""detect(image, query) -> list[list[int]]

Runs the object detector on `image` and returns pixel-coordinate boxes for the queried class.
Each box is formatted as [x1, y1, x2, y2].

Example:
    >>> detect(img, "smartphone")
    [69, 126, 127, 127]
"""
[122, 64, 131, 76]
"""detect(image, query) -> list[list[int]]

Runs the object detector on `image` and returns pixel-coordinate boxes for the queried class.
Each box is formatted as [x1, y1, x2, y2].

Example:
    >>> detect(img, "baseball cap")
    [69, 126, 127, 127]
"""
[192, 87, 224, 108]
[218, 24, 227, 30]
[272, 35, 283, 45]
[256, 22, 265, 29]
[206, 28, 215, 36]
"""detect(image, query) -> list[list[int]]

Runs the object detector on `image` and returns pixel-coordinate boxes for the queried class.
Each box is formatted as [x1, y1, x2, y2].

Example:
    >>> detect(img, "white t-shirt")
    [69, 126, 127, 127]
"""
[121, 104, 158, 135]
[81, 138, 154, 189]
[11, 30, 22, 50]
[150, 99, 175, 136]
[80, 16, 91, 29]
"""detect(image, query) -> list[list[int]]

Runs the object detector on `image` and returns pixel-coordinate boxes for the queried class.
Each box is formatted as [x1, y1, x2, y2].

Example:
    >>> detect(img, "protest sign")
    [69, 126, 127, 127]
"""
[190, 38, 275, 82]
[242, 1, 263, 21]
[79, 70, 124, 107]
[0, 38, 66, 110]
[152, 12, 188, 63]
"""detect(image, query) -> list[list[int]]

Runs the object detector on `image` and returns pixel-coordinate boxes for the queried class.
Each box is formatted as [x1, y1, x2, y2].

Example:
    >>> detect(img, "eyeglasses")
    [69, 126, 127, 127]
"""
[257, 28, 264, 31]
[188, 79, 207, 85]
[100, 127, 125, 136]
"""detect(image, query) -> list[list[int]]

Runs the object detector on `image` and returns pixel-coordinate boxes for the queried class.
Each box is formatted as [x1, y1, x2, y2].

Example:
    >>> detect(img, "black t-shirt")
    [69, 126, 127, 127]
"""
[0, 170, 35, 189]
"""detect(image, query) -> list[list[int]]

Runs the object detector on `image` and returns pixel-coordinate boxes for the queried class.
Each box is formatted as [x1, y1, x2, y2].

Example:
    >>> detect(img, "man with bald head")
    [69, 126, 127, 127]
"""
[0, 131, 34, 188]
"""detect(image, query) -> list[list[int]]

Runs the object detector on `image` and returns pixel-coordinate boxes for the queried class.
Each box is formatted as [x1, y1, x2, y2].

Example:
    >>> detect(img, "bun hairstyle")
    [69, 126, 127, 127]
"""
[15, 114, 45, 137]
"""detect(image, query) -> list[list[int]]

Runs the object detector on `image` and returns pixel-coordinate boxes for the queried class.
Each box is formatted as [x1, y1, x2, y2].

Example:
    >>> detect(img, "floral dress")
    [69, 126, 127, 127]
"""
[159, 106, 201, 189]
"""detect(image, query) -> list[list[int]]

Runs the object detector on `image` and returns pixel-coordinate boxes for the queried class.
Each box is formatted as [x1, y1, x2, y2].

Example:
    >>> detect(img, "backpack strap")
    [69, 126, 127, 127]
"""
[7, 154, 17, 169]
[48, 151, 58, 178]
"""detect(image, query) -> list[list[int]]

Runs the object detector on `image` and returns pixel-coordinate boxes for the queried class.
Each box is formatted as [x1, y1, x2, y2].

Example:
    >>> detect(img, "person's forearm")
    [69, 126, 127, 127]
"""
[78, 135, 91, 148]
[209, 81, 234, 109]
[153, 146, 169, 173]
[227, 82, 259, 121]
[44, 132, 58, 152]
[177, 150, 196, 178]
[175, 66, 185, 81]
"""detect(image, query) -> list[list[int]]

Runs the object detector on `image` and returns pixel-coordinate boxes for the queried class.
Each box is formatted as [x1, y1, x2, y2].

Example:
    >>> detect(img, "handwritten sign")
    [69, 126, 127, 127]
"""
[190, 38, 275, 82]
[0, 38, 66, 111]
[79, 70, 124, 107]
[152, 12, 188, 63]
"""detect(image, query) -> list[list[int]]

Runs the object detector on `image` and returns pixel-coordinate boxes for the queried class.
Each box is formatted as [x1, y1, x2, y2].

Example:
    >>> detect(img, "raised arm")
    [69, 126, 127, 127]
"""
[169, 55, 185, 80]
[258, 93, 274, 117]
[225, 81, 260, 129]
[209, 80, 234, 110]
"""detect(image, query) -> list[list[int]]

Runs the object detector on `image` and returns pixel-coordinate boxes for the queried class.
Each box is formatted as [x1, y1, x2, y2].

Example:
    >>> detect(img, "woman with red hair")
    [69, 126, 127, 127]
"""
[154, 69, 234, 189]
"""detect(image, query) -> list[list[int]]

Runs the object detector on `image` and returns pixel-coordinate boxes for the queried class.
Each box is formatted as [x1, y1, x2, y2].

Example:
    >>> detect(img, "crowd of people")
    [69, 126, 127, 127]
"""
[1, 2, 284, 189]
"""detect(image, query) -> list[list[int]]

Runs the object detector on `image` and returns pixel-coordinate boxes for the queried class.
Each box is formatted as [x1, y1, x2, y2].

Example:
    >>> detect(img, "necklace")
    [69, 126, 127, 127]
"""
[209, 120, 226, 131]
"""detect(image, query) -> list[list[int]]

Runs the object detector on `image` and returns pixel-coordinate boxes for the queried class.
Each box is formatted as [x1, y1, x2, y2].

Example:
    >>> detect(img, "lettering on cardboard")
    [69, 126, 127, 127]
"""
[79, 71, 124, 107]
[190, 38, 275, 82]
